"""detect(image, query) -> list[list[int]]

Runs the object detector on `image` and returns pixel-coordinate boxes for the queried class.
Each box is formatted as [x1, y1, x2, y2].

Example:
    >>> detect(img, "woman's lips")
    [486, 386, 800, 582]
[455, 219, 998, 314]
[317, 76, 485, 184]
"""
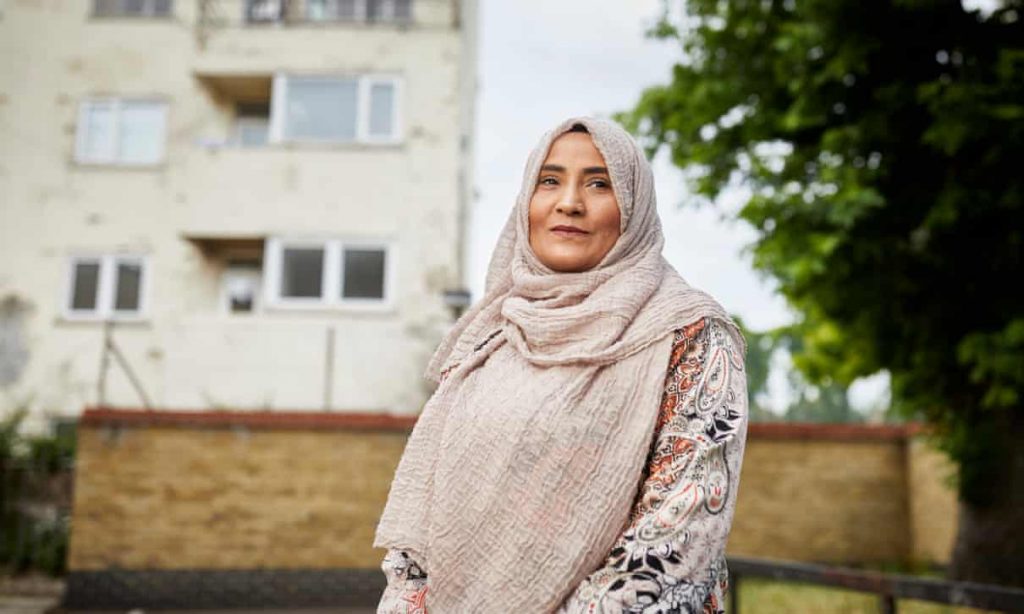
[551, 226, 589, 237]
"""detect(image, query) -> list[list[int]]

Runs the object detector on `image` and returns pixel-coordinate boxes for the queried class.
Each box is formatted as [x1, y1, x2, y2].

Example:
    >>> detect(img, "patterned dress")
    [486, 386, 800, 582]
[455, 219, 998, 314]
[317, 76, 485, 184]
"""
[377, 316, 748, 614]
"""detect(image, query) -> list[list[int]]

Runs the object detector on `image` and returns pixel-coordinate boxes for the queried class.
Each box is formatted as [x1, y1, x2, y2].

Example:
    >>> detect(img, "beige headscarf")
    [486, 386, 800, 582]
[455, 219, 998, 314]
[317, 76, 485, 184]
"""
[374, 116, 746, 612]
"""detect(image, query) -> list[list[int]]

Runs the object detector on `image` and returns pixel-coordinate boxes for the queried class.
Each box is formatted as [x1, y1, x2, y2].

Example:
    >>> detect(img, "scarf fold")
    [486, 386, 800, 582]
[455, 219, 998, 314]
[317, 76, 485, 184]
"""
[374, 116, 746, 612]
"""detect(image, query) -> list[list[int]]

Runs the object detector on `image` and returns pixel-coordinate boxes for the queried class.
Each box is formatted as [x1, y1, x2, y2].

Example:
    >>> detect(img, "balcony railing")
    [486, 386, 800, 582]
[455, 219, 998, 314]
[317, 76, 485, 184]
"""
[194, 0, 451, 51]
[93, 0, 173, 18]
[237, 0, 412, 25]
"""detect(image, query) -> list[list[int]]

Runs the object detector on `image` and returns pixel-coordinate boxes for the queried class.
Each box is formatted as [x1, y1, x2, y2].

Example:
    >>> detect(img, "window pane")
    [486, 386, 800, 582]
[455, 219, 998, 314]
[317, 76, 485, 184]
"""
[79, 101, 116, 162]
[93, 0, 172, 16]
[368, 0, 410, 21]
[306, 0, 325, 19]
[93, 0, 121, 16]
[308, 0, 357, 20]
[342, 248, 385, 299]
[366, 0, 385, 20]
[246, 0, 283, 22]
[236, 103, 270, 145]
[236, 118, 269, 147]
[368, 83, 394, 137]
[286, 78, 357, 141]
[281, 247, 324, 298]
[118, 102, 166, 164]
[70, 262, 101, 311]
[394, 0, 411, 19]
[114, 261, 142, 311]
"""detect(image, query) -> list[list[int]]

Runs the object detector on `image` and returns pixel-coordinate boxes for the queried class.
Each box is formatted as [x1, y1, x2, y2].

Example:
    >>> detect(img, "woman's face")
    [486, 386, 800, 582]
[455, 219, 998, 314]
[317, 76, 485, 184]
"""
[528, 131, 621, 272]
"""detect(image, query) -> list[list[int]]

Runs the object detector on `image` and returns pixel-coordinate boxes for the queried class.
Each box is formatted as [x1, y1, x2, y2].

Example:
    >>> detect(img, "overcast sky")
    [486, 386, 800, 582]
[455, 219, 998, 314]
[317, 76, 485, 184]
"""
[468, 0, 795, 333]
[467, 0, 891, 413]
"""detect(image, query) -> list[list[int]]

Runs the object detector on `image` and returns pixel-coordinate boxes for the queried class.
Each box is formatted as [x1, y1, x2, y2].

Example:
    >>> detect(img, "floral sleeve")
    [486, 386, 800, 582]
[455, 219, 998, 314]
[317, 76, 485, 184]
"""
[557, 316, 749, 614]
[377, 547, 429, 614]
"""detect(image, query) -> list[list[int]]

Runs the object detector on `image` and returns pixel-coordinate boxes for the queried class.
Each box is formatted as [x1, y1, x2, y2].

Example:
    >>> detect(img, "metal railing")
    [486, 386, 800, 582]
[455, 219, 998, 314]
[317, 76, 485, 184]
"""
[728, 556, 1024, 613]
[195, 0, 459, 48]
[92, 0, 173, 18]
[254, 0, 412, 23]
[205, 0, 413, 27]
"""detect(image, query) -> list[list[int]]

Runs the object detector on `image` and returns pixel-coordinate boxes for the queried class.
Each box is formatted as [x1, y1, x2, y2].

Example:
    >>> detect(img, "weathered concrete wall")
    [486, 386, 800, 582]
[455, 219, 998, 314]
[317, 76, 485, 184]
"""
[70, 413, 959, 572]
[0, 0, 476, 433]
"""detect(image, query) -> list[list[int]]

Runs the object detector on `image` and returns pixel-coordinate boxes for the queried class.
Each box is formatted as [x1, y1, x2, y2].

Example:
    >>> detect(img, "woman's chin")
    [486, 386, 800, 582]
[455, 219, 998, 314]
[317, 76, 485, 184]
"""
[542, 255, 596, 273]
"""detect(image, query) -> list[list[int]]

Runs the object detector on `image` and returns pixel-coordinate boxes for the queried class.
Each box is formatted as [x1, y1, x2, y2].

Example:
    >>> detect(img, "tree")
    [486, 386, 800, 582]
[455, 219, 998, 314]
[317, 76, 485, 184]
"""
[736, 316, 870, 423]
[619, 0, 1024, 585]
[731, 315, 778, 421]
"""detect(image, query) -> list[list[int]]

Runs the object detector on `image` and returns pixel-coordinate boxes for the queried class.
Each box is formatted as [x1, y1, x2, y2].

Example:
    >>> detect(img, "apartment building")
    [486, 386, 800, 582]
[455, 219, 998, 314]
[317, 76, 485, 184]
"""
[0, 0, 478, 432]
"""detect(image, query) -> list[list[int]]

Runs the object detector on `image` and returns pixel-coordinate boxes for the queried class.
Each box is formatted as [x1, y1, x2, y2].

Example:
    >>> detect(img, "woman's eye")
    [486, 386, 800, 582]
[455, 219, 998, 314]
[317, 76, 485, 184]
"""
[590, 179, 610, 189]
[539, 177, 558, 185]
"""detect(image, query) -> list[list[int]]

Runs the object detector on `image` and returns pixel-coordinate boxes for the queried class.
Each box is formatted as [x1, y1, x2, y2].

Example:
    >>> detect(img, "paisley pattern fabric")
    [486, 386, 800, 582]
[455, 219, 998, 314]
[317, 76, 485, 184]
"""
[378, 548, 428, 614]
[376, 316, 747, 614]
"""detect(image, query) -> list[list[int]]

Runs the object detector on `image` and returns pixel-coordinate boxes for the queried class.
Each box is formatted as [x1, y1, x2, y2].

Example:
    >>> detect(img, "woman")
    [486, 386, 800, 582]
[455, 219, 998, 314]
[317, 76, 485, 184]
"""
[374, 116, 749, 613]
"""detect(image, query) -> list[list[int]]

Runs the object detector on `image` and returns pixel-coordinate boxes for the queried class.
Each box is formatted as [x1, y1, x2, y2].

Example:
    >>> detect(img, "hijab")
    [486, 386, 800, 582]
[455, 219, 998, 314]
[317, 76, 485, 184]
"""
[374, 116, 746, 612]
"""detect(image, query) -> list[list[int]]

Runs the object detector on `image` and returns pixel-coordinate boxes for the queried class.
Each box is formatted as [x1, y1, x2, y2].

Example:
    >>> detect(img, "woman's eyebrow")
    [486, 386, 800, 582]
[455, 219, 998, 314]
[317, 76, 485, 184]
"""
[539, 164, 609, 175]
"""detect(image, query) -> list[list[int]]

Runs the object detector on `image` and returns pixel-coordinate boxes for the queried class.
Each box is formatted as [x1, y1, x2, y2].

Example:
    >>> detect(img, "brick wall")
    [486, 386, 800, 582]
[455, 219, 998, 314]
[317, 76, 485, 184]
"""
[68, 408, 958, 573]
[69, 408, 414, 571]
[727, 423, 958, 566]
[905, 437, 960, 564]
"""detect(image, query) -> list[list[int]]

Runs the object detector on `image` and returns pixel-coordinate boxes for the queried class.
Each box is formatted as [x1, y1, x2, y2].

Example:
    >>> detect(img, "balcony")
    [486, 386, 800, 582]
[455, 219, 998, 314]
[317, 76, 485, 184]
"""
[193, 0, 457, 80]
[196, 0, 455, 31]
[242, 0, 412, 25]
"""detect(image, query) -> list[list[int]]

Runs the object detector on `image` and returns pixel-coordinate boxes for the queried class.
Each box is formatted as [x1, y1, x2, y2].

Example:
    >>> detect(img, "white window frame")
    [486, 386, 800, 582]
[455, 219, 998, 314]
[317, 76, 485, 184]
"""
[263, 236, 395, 312]
[62, 253, 151, 322]
[269, 73, 403, 145]
[74, 97, 169, 166]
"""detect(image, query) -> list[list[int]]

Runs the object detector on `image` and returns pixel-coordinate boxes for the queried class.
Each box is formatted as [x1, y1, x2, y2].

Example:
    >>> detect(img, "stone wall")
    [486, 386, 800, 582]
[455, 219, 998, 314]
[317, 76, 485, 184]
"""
[69, 409, 959, 573]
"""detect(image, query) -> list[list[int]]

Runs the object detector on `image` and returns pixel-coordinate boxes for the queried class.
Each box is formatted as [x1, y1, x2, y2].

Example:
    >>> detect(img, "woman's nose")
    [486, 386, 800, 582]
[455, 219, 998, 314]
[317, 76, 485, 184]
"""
[555, 184, 583, 215]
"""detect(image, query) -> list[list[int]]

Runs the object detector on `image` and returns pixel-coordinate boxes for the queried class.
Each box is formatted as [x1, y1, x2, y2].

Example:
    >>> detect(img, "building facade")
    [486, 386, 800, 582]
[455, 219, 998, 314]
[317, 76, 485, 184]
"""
[0, 0, 478, 432]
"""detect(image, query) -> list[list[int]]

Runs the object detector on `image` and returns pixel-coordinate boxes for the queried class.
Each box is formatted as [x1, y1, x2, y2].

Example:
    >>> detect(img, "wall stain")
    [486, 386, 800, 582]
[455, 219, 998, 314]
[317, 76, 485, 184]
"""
[0, 294, 35, 387]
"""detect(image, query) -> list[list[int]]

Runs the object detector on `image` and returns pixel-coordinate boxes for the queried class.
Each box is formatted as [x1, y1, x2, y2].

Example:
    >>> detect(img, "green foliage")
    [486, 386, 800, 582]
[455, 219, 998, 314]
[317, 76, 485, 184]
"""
[735, 315, 871, 423]
[619, 0, 1024, 504]
[782, 377, 863, 424]
[0, 408, 75, 576]
[731, 314, 775, 419]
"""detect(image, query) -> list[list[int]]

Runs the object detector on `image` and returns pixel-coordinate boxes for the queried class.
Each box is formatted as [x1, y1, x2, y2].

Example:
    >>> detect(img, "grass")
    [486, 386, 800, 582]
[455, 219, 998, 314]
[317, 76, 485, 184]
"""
[734, 578, 999, 614]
